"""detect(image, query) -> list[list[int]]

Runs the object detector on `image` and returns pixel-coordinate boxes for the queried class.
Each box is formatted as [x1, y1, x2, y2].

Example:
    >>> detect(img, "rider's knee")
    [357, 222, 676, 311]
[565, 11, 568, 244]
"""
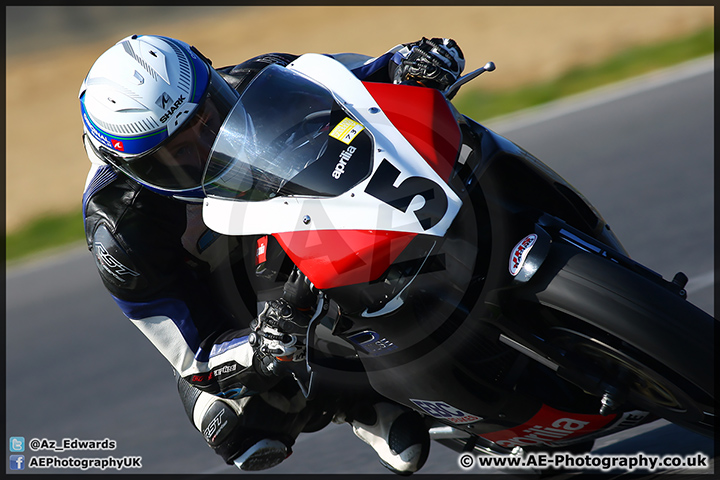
[176, 373, 306, 469]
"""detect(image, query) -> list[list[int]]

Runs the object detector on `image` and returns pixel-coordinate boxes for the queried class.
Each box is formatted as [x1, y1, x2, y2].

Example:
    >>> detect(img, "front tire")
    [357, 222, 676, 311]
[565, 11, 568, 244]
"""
[548, 325, 714, 437]
[521, 244, 715, 437]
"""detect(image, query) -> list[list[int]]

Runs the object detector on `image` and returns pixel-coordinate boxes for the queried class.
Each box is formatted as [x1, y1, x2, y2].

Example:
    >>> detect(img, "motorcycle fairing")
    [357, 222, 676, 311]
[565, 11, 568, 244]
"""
[477, 404, 617, 449]
[274, 229, 417, 290]
[203, 54, 463, 289]
[410, 398, 482, 425]
[362, 81, 460, 181]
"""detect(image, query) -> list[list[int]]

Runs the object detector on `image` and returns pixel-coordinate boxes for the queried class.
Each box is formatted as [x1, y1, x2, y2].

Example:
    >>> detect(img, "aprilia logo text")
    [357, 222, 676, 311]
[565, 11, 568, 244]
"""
[495, 417, 591, 448]
[332, 146, 356, 179]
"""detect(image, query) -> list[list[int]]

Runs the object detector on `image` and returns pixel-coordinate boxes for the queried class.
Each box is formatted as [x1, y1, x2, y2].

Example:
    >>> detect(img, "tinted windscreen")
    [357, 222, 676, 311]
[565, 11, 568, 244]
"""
[203, 64, 372, 201]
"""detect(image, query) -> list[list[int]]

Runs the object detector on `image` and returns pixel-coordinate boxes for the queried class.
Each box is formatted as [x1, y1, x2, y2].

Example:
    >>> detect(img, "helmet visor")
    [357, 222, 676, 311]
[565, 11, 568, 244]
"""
[119, 69, 238, 192]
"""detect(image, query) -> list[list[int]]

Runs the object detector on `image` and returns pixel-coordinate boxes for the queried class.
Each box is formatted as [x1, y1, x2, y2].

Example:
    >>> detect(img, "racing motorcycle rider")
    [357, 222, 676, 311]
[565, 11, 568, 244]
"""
[80, 34, 464, 474]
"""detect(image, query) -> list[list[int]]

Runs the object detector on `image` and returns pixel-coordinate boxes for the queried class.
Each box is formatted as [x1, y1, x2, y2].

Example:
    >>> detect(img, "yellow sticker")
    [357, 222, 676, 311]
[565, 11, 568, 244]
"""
[329, 117, 365, 145]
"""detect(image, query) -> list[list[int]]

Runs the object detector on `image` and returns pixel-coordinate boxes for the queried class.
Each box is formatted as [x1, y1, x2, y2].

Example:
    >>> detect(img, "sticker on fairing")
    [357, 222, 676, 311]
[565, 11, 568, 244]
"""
[509, 234, 538, 276]
[329, 117, 365, 144]
[410, 399, 481, 424]
[479, 404, 617, 449]
[256, 235, 268, 265]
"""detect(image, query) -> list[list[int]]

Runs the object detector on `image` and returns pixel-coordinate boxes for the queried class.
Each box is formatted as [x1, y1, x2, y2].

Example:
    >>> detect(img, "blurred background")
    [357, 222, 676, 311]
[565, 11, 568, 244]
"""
[4, 5, 713, 241]
[4, 7, 714, 476]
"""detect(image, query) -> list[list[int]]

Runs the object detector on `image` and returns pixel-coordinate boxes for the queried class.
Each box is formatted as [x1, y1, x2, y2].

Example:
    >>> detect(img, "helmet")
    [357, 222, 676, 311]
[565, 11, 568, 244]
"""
[79, 35, 239, 199]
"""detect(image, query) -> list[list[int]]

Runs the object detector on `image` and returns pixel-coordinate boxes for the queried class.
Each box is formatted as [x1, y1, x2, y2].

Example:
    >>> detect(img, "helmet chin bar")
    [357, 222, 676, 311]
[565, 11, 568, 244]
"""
[83, 133, 135, 174]
[91, 141, 208, 200]
[95, 144, 128, 172]
[83, 134, 107, 166]
[171, 195, 205, 203]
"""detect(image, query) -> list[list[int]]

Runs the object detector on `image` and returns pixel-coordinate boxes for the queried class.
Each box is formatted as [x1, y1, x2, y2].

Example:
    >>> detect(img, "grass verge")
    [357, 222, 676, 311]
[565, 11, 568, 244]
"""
[454, 26, 713, 121]
[5, 26, 714, 264]
[6, 210, 87, 263]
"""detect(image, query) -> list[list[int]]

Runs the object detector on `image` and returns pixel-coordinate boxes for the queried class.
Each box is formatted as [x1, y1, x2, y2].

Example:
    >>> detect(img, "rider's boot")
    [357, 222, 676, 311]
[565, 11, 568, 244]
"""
[339, 402, 430, 475]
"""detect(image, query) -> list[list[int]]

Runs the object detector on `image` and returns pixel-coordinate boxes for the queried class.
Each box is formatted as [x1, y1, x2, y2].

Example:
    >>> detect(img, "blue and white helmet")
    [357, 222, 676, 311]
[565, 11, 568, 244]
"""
[79, 35, 239, 199]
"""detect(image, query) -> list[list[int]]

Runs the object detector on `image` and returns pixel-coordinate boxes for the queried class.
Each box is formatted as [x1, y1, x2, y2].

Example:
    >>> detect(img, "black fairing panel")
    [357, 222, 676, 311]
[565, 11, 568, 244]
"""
[315, 116, 627, 431]
[469, 118, 626, 254]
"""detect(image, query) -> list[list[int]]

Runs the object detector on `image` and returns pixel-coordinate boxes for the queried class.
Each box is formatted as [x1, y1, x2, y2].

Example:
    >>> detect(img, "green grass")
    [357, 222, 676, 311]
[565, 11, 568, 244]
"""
[454, 26, 714, 121]
[5, 26, 713, 264]
[6, 210, 87, 264]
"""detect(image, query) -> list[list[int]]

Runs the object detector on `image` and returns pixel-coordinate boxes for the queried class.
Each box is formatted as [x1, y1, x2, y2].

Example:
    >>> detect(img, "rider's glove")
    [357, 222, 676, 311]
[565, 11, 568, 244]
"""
[282, 267, 317, 311]
[391, 37, 465, 92]
[249, 299, 309, 376]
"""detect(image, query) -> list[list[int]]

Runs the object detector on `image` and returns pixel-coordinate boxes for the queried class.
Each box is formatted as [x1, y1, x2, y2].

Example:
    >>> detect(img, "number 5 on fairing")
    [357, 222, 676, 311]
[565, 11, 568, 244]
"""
[364, 159, 449, 231]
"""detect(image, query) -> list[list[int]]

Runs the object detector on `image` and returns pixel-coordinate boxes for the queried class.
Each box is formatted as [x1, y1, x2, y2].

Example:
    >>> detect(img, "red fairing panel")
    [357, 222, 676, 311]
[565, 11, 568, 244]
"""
[363, 82, 461, 181]
[274, 230, 416, 290]
[479, 404, 617, 449]
[275, 85, 459, 290]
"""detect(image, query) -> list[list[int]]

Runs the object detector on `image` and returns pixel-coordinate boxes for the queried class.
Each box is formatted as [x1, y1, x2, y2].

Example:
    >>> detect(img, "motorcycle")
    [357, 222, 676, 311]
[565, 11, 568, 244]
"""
[200, 53, 715, 462]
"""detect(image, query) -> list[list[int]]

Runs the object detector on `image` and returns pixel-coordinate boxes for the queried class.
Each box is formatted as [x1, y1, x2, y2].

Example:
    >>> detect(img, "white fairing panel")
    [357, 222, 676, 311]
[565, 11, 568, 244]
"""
[203, 53, 462, 238]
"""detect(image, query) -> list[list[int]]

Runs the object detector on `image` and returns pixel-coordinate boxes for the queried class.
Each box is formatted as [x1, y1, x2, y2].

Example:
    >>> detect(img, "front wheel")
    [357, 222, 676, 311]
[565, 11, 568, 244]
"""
[548, 326, 714, 437]
[520, 244, 715, 437]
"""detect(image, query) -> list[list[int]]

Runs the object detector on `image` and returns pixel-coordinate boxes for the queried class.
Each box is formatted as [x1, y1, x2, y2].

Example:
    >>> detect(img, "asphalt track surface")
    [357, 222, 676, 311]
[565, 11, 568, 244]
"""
[5, 56, 715, 476]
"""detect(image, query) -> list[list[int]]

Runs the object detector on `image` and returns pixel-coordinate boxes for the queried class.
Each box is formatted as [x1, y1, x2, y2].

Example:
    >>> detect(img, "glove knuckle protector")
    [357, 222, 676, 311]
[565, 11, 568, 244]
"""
[282, 268, 317, 310]
[392, 37, 465, 91]
[250, 299, 310, 376]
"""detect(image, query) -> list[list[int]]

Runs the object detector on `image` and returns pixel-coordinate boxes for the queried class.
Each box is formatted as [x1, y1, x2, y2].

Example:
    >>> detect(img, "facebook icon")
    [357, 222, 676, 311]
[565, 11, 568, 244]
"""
[10, 455, 25, 470]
